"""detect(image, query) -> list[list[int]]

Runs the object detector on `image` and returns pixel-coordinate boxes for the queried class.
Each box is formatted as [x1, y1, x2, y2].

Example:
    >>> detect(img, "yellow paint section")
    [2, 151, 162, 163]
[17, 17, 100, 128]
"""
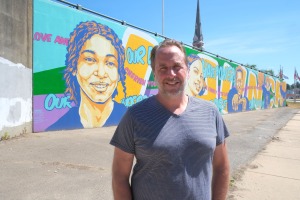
[248, 72, 258, 101]
[125, 34, 153, 96]
[114, 34, 154, 103]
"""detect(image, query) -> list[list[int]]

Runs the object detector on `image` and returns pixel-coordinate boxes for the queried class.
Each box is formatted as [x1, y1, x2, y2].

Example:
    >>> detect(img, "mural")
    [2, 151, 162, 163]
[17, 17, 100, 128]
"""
[33, 0, 286, 132]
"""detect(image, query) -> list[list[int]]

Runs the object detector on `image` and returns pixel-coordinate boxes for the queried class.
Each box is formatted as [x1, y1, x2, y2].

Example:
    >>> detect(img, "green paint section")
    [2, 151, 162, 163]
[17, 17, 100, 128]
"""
[33, 67, 66, 95]
[185, 47, 199, 55]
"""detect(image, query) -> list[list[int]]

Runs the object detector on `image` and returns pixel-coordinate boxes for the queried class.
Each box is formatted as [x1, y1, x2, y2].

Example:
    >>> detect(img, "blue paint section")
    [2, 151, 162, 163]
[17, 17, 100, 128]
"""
[33, 0, 287, 132]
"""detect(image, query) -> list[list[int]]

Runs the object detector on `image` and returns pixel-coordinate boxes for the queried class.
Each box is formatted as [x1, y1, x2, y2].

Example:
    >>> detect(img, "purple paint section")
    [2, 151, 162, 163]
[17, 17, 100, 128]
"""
[33, 94, 75, 132]
[144, 88, 158, 97]
[244, 84, 248, 97]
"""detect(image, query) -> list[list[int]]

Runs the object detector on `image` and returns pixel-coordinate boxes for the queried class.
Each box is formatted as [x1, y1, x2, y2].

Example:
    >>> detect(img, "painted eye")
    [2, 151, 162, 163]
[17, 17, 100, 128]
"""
[84, 57, 96, 63]
[106, 61, 116, 68]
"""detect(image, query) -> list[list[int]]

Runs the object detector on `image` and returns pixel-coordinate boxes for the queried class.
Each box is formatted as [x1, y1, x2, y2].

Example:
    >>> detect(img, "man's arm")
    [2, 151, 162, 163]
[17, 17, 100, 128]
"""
[112, 147, 134, 200]
[212, 141, 230, 200]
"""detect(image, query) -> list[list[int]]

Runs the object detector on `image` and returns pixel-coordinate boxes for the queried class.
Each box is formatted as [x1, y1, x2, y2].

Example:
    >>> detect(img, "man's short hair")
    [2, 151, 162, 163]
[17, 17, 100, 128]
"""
[151, 39, 188, 70]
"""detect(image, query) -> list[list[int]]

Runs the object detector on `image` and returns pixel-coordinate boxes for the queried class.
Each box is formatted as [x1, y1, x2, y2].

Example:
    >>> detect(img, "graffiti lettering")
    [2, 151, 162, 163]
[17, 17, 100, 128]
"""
[147, 81, 156, 87]
[125, 67, 146, 85]
[54, 35, 69, 46]
[211, 98, 227, 112]
[127, 46, 146, 64]
[218, 66, 234, 82]
[147, 46, 153, 65]
[44, 94, 72, 111]
[121, 95, 149, 107]
[33, 32, 52, 42]
[203, 62, 217, 78]
[249, 99, 262, 110]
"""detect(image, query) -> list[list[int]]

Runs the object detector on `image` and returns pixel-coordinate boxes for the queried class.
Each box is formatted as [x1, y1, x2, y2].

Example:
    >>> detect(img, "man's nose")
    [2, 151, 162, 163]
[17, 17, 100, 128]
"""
[167, 68, 176, 76]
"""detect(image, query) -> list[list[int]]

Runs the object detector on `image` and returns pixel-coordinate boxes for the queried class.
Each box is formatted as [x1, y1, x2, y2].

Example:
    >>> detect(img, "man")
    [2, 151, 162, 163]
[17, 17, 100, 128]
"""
[262, 76, 273, 109]
[227, 66, 249, 113]
[110, 39, 230, 200]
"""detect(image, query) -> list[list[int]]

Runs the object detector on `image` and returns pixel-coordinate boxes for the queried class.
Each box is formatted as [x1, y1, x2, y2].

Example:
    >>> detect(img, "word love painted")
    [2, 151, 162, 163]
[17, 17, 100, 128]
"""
[33, 32, 69, 46]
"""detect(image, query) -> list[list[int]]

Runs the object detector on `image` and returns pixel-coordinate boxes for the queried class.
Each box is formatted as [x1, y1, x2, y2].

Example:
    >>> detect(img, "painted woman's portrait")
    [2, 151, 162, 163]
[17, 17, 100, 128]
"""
[47, 21, 127, 130]
[185, 54, 206, 97]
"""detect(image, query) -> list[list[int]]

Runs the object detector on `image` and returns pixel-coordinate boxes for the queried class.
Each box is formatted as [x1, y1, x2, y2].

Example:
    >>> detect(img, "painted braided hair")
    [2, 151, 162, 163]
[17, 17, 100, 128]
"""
[64, 21, 126, 105]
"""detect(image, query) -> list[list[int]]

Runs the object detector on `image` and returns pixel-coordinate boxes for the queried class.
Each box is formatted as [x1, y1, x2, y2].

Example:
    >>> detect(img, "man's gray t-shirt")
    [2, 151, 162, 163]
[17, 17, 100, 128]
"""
[110, 96, 230, 200]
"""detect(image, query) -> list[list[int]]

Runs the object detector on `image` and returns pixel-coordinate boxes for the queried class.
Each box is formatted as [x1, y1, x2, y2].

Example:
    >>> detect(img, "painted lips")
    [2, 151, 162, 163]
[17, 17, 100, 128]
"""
[194, 82, 201, 91]
[90, 82, 109, 92]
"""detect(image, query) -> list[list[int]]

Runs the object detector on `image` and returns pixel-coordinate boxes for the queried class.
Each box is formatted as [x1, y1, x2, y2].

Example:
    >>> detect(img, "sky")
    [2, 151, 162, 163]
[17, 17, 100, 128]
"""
[62, 0, 300, 85]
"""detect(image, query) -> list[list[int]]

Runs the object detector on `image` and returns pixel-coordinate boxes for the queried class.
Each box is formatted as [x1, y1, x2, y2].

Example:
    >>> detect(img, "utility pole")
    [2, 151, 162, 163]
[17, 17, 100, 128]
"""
[162, 0, 164, 35]
[294, 68, 296, 103]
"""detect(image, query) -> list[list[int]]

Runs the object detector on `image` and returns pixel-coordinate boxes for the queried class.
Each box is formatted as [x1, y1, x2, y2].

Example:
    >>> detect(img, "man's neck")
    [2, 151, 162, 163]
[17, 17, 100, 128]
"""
[156, 93, 189, 115]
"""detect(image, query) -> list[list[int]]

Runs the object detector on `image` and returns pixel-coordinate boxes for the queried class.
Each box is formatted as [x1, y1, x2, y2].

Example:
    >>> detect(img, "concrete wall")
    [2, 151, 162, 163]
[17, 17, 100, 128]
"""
[0, 0, 32, 140]
[0, 0, 32, 68]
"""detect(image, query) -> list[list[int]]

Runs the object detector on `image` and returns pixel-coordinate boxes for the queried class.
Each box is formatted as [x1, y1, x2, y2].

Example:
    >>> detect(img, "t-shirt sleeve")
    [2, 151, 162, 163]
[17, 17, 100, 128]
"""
[215, 108, 230, 145]
[110, 110, 135, 154]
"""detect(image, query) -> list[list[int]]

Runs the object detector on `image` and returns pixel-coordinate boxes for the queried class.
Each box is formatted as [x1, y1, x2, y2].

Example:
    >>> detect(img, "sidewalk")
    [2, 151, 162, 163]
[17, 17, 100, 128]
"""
[229, 110, 300, 200]
[0, 107, 299, 200]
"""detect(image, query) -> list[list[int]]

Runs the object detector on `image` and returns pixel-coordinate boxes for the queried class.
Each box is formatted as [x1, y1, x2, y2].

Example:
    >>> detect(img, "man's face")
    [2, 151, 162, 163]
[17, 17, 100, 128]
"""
[236, 71, 243, 95]
[154, 46, 188, 97]
[76, 34, 119, 103]
[188, 59, 204, 96]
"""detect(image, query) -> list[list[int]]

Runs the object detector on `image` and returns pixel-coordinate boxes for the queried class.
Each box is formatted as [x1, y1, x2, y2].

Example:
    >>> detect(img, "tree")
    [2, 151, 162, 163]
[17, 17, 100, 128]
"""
[261, 69, 274, 76]
[245, 64, 257, 70]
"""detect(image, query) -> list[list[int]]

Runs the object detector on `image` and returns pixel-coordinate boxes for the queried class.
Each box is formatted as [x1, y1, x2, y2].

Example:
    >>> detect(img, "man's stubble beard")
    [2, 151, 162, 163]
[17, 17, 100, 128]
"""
[155, 77, 187, 98]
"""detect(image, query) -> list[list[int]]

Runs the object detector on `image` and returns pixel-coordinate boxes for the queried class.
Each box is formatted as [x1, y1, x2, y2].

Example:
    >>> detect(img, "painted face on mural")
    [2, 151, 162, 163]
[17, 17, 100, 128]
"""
[76, 34, 119, 103]
[236, 70, 244, 96]
[187, 59, 204, 96]
[154, 46, 188, 97]
[265, 77, 271, 91]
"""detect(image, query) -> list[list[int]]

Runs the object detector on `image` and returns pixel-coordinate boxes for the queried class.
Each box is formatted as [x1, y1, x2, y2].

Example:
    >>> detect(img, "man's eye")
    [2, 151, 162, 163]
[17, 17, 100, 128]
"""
[175, 65, 183, 71]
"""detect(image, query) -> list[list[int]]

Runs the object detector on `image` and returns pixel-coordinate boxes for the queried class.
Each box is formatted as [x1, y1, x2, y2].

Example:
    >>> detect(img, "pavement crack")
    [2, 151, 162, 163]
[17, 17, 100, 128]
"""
[40, 161, 105, 171]
[247, 170, 300, 181]
[259, 154, 300, 161]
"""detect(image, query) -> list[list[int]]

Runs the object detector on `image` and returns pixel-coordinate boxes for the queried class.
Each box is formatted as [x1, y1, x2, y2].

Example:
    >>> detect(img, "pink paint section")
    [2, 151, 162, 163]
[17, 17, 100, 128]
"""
[33, 94, 74, 132]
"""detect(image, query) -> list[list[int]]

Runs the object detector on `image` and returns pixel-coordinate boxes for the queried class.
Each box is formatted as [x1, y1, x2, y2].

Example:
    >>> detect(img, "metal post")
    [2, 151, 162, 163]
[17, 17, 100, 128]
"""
[294, 70, 296, 103]
[162, 0, 164, 35]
